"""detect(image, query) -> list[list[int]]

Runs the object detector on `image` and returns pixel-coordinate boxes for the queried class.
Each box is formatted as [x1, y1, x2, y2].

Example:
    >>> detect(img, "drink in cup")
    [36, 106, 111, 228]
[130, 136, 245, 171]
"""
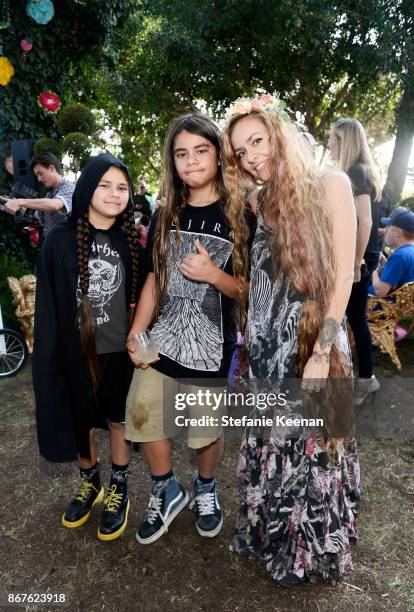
[132, 331, 159, 364]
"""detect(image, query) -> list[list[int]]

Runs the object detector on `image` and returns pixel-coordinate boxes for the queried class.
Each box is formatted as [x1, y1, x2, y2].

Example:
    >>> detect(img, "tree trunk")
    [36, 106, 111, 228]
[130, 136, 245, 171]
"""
[384, 83, 414, 204]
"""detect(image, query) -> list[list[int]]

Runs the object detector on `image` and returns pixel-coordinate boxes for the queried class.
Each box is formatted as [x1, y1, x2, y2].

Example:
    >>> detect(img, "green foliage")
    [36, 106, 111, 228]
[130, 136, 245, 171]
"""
[61, 132, 92, 170]
[0, 213, 39, 269]
[0, 219, 36, 325]
[57, 103, 97, 137]
[1, 0, 413, 192]
[0, 0, 134, 274]
[33, 136, 62, 158]
[0, 0, 135, 163]
[81, 0, 410, 181]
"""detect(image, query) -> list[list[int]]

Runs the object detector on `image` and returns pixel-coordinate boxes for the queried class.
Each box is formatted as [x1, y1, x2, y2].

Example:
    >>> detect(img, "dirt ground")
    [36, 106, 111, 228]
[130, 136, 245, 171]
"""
[1, 341, 413, 612]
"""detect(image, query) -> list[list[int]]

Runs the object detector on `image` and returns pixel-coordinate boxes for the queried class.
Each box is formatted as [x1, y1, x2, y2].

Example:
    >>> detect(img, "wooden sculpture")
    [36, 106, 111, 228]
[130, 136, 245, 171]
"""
[7, 274, 36, 353]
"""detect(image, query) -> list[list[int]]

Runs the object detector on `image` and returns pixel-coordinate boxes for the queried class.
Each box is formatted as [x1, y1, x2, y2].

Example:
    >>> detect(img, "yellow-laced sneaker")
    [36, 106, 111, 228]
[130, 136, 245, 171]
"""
[62, 479, 104, 528]
[97, 483, 130, 541]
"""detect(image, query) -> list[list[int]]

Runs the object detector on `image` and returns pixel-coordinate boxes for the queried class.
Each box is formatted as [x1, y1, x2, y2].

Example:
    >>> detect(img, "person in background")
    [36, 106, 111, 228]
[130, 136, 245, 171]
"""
[134, 180, 155, 217]
[0, 153, 14, 194]
[135, 213, 150, 248]
[2, 152, 74, 236]
[330, 117, 382, 405]
[4, 153, 14, 178]
[369, 207, 414, 297]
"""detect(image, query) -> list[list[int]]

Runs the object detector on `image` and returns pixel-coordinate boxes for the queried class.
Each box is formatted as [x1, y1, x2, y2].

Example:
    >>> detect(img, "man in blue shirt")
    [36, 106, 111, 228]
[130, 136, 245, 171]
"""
[370, 207, 414, 297]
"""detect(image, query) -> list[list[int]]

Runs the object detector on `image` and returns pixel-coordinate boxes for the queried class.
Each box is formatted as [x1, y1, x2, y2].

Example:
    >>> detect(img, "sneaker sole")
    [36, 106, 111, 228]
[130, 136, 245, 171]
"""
[136, 490, 189, 545]
[97, 499, 130, 542]
[195, 514, 224, 538]
[61, 486, 104, 529]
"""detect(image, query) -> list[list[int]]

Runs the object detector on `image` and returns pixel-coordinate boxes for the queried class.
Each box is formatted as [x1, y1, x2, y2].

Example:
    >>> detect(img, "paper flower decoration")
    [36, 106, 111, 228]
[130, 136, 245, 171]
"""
[26, 0, 55, 25]
[231, 99, 253, 115]
[38, 91, 62, 113]
[0, 56, 15, 86]
[21, 38, 33, 52]
[224, 92, 315, 143]
[225, 93, 290, 122]
[23, 226, 40, 247]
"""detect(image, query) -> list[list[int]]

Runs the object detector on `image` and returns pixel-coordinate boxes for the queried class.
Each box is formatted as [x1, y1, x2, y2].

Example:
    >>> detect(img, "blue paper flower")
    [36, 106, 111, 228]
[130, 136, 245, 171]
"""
[26, 0, 54, 25]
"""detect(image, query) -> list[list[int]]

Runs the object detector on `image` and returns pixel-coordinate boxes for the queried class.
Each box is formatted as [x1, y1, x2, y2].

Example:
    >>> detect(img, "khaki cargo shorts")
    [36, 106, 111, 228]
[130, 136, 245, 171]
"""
[124, 366, 223, 450]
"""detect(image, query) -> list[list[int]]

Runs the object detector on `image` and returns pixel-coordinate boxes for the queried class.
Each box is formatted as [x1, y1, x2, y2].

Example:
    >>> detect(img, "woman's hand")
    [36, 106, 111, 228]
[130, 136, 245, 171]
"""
[301, 350, 330, 393]
[179, 239, 219, 284]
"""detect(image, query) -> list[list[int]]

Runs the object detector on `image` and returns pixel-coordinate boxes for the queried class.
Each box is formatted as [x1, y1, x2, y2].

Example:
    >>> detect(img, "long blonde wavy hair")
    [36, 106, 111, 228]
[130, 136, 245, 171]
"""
[331, 117, 382, 201]
[222, 107, 350, 382]
[153, 112, 250, 326]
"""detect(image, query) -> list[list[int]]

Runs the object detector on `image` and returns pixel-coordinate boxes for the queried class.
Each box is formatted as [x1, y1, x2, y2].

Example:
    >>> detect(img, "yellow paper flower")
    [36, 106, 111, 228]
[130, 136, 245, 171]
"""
[0, 57, 15, 86]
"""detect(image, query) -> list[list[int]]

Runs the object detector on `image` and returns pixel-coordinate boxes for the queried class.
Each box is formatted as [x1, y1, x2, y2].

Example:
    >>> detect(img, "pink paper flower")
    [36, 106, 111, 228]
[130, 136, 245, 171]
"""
[20, 38, 33, 52]
[259, 94, 273, 104]
[37, 91, 62, 113]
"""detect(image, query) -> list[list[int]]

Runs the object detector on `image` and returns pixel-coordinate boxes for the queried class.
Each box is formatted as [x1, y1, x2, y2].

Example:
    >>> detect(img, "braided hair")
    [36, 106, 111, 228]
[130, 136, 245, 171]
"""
[77, 213, 100, 387]
[120, 203, 141, 317]
[76, 188, 140, 389]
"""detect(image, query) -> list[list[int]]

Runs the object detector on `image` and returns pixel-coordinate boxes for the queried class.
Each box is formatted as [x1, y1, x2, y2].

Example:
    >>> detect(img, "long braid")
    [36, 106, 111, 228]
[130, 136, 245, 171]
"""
[76, 213, 99, 388]
[121, 203, 141, 325]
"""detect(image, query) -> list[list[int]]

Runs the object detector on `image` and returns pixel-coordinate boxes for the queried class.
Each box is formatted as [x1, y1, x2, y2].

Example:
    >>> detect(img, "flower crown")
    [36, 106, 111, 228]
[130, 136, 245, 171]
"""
[225, 92, 315, 145]
[225, 93, 290, 122]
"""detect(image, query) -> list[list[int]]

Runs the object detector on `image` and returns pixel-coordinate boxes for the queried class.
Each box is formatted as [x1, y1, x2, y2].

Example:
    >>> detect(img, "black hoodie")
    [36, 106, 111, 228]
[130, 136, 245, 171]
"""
[32, 154, 144, 462]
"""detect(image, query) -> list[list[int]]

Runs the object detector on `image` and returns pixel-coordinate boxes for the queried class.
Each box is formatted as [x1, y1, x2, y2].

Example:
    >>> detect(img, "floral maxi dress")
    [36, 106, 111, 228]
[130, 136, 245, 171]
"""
[231, 213, 360, 584]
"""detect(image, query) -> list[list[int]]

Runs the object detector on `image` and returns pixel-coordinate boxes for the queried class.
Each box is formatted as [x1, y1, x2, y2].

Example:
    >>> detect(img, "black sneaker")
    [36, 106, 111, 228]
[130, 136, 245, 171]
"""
[97, 483, 130, 541]
[190, 479, 223, 538]
[136, 482, 189, 545]
[62, 479, 104, 528]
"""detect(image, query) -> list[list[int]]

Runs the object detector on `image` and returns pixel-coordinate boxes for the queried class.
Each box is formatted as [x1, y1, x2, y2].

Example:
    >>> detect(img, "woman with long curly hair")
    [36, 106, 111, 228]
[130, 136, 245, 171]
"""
[222, 95, 360, 586]
[330, 118, 382, 404]
[33, 154, 143, 541]
[124, 112, 253, 545]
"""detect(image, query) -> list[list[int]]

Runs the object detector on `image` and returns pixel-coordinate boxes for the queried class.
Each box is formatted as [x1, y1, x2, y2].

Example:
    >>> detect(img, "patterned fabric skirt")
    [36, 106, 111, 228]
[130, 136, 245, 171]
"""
[231, 432, 360, 585]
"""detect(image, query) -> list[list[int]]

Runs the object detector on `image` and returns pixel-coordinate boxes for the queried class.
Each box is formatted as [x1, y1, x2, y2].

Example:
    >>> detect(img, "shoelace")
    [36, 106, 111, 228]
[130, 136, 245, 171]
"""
[146, 494, 163, 525]
[104, 484, 123, 512]
[75, 479, 96, 503]
[192, 491, 215, 516]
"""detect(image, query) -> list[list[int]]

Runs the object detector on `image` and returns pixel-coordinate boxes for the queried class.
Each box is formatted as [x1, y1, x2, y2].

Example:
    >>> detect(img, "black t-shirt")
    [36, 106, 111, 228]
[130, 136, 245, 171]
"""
[76, 232, 128, 354]
[146, 201, 239, 379]
[347, 163, 380, 259]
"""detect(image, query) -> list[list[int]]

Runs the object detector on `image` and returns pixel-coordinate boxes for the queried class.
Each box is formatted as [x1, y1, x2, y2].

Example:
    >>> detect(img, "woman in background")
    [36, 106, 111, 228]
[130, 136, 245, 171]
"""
[330, 118, 382, 404]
